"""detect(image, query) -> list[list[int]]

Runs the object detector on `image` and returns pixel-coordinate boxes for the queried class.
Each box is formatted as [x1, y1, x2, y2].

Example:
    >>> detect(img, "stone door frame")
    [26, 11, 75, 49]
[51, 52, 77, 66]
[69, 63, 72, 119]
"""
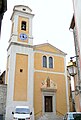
[42, 90, 56, 114]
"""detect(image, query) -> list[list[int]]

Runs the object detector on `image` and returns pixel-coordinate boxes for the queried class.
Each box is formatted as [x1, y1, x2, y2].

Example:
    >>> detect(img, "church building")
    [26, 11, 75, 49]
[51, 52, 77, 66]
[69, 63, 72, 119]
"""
[5, 5, 68, 120]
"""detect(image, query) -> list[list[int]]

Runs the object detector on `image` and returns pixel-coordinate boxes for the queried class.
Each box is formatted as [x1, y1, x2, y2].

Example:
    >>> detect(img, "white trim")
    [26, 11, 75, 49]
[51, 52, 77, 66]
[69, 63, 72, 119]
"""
[34, 69, 65, 75]
[34, 50, 65, 57]
[65, 57, 69, 112]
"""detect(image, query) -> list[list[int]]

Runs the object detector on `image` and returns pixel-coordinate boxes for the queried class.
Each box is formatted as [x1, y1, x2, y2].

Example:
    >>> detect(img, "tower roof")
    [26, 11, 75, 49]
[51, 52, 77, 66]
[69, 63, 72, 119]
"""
[10, 5, 34, 20]
[13, 5, 32, 13]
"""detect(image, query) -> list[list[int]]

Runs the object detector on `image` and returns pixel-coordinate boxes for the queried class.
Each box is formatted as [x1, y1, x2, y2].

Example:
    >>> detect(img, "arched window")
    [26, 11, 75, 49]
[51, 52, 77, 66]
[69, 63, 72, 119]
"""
[49, 57, 53, 68]
[43, 56, 47, 68]
[21, 21, 26, 31]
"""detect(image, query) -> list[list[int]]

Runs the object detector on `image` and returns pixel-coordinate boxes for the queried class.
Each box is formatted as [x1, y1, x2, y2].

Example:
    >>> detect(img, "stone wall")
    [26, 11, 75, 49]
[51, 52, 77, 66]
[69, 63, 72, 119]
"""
[0, 84, 7, 119]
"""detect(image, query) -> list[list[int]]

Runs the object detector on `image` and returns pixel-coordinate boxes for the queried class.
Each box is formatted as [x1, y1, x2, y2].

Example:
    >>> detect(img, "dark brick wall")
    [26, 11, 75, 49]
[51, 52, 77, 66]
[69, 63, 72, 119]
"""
[0, 84, 7, 119]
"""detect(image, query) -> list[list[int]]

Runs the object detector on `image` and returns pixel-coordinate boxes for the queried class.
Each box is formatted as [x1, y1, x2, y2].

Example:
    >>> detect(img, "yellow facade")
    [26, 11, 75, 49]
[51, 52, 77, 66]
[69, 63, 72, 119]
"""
[34, 44, 67, 118]
[34, 72, 67, 115]
[34, 52, 64, 72]
[13, 54, 28, 101]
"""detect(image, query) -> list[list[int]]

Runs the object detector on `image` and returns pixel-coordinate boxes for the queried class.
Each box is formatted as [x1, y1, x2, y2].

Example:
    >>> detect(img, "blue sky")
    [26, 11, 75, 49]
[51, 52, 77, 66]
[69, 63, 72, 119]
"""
[0, 0, 75, 73]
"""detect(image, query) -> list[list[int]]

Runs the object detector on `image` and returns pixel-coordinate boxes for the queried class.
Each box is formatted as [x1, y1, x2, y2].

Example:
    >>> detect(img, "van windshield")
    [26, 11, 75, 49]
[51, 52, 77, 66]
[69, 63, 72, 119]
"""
[73, 113, 81, 119]
[15, 108, 30, 114]
[68, 113, 81, 120]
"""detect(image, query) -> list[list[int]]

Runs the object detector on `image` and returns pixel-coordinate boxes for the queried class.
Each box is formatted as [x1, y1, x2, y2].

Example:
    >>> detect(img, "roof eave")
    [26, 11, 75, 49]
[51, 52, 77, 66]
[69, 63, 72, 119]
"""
[69, 15, 75, 30]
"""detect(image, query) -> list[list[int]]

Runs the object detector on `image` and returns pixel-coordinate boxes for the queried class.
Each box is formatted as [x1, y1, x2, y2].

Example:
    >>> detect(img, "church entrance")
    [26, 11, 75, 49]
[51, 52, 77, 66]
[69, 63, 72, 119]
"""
[41, 78, 57, 113]
[44, 96, 53, 112]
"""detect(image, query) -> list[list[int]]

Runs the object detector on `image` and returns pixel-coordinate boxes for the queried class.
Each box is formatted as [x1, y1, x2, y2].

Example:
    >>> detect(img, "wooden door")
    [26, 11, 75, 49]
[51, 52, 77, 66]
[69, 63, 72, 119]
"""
[45, 96, 53, 112]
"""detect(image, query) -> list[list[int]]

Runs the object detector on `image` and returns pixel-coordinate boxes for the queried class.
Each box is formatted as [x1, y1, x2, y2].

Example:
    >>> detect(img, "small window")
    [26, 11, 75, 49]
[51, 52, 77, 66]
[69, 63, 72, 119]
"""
[43, 56, 47, 68]
[22, 8, 26, 11]
[21, 21, 26, 31]
[49, 57, 53, 68]
[20, 69, 23, 72]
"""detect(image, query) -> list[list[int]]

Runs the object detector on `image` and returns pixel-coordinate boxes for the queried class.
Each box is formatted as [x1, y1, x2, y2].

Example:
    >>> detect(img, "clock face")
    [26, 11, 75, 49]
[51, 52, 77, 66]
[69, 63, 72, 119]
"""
[19, 33, 28, 40]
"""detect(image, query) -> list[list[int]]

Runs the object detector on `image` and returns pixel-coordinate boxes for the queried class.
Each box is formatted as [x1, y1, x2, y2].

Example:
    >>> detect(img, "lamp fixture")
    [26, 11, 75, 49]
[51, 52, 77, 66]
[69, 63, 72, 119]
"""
[67, 55, 79, 77]
[67, 55, 80, 95]
[67, 60, 77, 77]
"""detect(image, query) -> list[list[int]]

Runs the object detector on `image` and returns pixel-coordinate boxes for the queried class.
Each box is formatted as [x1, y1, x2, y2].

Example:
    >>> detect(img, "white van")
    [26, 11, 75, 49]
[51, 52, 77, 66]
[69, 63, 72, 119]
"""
[63, 112, 81, 120]
[12, 106, 32, 120]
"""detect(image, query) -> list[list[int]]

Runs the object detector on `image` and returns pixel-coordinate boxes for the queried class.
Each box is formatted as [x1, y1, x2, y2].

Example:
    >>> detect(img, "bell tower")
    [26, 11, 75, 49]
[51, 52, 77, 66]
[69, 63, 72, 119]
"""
[6, 5, 34, 120]
[10, 5, 34, 45]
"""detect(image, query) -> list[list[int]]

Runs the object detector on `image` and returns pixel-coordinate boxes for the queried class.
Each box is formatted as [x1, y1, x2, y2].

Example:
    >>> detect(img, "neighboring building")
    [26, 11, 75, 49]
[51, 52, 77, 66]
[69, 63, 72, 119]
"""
[0, 0, 7, 35]
[69, 0, 81, 111]
[71, 0, 81, 80]
[0, 71, 6, 84]
[0, 0, 7, 115]
[0, 71, 7, 120]
[5, 5, 69, 120]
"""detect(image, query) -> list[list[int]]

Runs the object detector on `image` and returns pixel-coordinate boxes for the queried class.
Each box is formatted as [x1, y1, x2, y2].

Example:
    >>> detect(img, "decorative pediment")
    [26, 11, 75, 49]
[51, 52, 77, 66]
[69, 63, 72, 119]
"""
[34, 43, 66, 55]
[41, 77, 57, 92]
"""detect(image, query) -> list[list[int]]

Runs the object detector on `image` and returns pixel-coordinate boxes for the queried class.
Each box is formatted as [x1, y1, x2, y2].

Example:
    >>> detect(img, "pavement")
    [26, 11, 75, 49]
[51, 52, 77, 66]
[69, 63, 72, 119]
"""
[37, 113, 63, 120]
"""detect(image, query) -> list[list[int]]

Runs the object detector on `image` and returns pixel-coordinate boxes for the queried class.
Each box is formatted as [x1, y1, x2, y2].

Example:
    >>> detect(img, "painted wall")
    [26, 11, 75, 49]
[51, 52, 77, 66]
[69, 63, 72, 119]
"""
[72, 0, 81, 111]
[34, 52, 64, 72]
[34, 72, 67, 115]
[73, 0, 81, 72]
[34, 46, 67, 118]
[13, 54, 28, 101]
